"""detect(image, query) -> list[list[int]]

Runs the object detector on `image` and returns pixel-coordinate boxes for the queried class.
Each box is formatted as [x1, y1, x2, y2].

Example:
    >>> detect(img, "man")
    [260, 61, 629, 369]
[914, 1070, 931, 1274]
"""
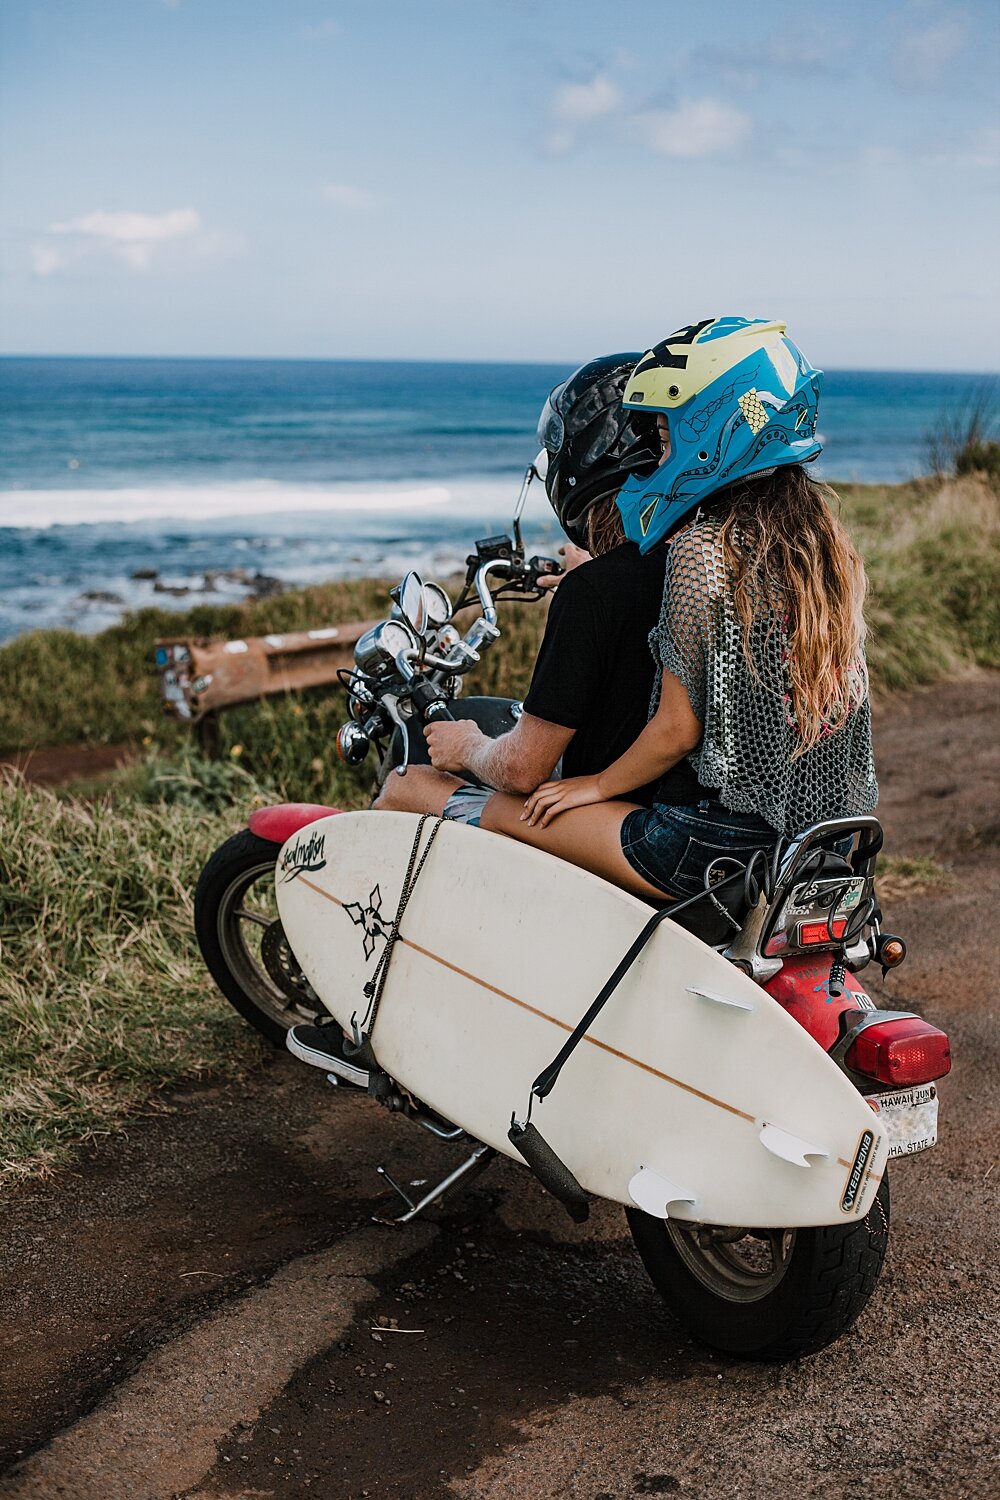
[285, 353, 707, 1083]
[376, 352, 704, 824]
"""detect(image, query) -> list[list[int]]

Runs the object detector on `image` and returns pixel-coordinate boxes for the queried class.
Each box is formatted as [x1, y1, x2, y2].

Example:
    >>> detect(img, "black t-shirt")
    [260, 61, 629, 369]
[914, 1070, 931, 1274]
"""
[522, 542, 706, 807]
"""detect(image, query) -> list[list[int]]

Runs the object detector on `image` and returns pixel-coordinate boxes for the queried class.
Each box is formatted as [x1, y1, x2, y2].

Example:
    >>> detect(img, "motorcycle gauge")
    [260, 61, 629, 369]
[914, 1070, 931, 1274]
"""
[354, 619, 419, 677]
[422, 582, 452, 627]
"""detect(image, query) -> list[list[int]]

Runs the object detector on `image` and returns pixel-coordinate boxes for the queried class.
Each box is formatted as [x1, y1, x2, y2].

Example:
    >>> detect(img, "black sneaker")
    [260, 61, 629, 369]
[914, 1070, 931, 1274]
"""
[286, 1021, 369, 1087]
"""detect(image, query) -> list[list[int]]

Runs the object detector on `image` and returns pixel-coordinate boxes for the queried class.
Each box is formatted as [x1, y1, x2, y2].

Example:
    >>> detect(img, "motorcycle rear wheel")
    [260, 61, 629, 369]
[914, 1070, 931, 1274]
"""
[194, 829, 324, 1047]
[625, 1171, 890, 1361]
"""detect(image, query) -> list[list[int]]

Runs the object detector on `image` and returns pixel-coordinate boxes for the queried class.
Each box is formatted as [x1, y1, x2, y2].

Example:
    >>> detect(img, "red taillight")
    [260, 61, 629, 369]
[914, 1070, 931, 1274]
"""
[797, 917, 847, 946]
[845, 1017, 952, 1085]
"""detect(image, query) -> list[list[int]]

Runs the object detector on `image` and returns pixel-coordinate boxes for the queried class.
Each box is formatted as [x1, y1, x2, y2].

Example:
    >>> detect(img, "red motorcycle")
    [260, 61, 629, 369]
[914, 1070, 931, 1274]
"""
[195, 498, 952, 1361]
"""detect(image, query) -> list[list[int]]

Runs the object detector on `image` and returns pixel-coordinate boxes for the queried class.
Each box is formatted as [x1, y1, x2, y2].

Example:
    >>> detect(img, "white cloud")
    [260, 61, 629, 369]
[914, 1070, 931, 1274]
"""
[551, 73, 621, 124]
[321, 183, 380, 212]
[542, 127, 574, 157]
[30, 244, 71, 277]
[891, 17, 968, 88]
[32, 207, 213, 274]
[859, 144, 904, 169]
[541, 71, 622, 155]
[856, 126, 1000, 174]
[920, 125, 1000, 170]
[633, 98, 750, 159]
[299, 18, 340, 41]
[696, 23, 855, 82]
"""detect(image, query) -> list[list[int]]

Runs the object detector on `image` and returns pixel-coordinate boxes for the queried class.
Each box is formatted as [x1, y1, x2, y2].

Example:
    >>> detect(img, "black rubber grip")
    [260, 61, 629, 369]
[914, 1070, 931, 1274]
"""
[508, 1121, 590, 1223]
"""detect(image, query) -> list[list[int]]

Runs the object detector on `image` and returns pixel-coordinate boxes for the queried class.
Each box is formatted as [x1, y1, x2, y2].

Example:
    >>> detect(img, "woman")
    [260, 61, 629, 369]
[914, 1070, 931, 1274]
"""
[479, 316, 877, 900]
[410, 352, 711, 817]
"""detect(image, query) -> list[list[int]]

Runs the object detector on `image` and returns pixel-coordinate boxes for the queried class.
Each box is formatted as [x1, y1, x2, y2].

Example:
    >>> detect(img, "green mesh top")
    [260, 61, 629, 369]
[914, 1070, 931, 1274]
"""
[649, 513, 878, 835]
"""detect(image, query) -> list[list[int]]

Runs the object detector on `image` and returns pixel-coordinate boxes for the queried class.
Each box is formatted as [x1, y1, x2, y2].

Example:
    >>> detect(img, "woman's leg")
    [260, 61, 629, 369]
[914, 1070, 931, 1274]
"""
[480, 792, 672, 902]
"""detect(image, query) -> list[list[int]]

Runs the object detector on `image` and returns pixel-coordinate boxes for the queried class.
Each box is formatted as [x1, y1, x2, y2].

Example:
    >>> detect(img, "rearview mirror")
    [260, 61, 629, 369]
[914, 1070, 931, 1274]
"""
[395, 570, 427, 635]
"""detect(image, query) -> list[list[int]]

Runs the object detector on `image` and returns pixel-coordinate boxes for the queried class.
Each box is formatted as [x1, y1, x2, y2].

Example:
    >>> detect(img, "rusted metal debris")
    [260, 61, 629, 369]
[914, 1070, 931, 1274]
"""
[154, 620, 379, 722]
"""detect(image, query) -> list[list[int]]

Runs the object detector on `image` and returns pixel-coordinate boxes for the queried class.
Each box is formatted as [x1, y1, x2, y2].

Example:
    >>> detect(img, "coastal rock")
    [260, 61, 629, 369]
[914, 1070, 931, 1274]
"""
[249, 574, 284, 600]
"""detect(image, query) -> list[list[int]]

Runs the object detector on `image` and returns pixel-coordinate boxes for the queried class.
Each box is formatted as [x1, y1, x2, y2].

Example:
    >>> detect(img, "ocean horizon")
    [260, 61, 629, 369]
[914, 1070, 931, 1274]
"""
[0, 356, 995, 643]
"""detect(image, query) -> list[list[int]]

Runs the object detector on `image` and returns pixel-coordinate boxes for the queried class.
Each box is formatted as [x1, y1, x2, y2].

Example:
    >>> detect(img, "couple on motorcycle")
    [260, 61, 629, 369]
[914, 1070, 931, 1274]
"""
[382, 316, 875, 889]
[289, 316, 877, 1074]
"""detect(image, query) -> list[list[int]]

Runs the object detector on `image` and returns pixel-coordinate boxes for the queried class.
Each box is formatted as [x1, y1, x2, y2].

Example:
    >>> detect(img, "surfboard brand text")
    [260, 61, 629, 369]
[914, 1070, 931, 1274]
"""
[280, 830, 327, 882]
[841, 1129, 875, 1212]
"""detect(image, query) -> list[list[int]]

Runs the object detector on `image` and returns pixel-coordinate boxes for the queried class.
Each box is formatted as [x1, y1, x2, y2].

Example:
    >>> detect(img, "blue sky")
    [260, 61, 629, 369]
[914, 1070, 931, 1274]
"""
[1, 0, 998, 369]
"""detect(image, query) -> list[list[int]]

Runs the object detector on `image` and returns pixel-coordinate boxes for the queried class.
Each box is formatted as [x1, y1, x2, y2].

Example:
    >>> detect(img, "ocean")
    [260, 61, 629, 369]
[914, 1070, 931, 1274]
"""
[0, 357, 991, 642]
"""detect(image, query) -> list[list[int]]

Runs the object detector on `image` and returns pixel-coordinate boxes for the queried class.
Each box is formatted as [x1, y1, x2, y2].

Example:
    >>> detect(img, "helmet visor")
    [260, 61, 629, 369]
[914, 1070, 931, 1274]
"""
[536, 383, 568, 455]
[540, 378, 641, 467]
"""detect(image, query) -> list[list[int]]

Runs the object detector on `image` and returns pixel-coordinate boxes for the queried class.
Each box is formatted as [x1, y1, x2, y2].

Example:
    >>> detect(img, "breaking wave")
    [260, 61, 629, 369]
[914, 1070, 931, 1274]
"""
[0, 478, 537, 531]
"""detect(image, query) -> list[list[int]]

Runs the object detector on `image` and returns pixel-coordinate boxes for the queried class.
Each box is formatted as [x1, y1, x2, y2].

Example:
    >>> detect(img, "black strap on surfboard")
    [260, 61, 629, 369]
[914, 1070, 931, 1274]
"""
[529, 868, 752, 1104]
[345, 813, 444, 1067]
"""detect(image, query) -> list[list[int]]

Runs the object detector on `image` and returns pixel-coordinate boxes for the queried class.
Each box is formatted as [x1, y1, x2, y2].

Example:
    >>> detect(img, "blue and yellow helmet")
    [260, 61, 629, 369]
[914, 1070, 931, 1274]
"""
[616, 317, 823, 553]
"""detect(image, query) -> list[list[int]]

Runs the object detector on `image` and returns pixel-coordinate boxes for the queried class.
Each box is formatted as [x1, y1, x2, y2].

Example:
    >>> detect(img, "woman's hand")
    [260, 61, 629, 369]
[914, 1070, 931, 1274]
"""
[424, 719, 486, 774]
[520, 773, 605, 828]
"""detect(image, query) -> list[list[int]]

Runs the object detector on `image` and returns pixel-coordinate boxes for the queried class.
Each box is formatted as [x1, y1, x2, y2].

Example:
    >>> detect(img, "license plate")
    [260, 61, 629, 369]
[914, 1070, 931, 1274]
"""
[865, 1083, 938, 1158]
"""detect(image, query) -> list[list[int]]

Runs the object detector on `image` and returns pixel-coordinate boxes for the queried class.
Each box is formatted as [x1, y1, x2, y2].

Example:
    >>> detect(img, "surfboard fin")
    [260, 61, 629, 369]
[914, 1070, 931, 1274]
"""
[685, 984, 754, 1013]
[508, 1120, 590, 1223]
[627, 1167, 696, 1219]
[758, 1122, 829, 1167]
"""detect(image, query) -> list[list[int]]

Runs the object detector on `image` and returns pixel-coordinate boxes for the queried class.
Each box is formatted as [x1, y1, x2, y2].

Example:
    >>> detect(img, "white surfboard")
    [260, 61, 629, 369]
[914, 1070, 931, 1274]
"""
[276, 811, 888, 1228]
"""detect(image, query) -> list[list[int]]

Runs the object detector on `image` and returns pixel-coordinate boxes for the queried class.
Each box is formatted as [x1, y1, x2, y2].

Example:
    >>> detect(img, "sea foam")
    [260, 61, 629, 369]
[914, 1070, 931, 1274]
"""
[0, 480, 485, 530]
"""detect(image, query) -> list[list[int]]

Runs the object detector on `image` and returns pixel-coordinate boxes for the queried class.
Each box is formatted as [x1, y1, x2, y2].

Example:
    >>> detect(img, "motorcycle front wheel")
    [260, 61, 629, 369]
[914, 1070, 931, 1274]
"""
[625, 1171, 890, 1361]
[194, 829, 324, 1047]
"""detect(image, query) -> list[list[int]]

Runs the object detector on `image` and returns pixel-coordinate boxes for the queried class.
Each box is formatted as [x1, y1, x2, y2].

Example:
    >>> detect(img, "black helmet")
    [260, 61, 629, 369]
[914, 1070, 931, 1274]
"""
[537, 353, 660, 548]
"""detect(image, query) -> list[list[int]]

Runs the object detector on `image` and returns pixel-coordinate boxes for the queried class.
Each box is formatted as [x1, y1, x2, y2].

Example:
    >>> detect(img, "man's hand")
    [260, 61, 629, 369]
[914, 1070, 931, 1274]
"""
[537, 541, 592, 591]
[520, 773, 605, 828]
[424, 719, 488, 774]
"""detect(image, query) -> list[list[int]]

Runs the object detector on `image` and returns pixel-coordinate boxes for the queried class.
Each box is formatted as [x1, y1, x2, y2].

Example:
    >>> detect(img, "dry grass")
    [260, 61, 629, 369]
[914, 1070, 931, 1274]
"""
[841, 475, 1000, 691]
[1, 475, 996, 759]
[1, 475, 995, 1185]
[0, 772, 268, 1188]
[876, 854, 954, 904]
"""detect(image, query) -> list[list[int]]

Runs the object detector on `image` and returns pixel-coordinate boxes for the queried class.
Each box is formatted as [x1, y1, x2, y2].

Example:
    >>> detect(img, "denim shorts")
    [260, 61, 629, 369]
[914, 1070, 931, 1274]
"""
[620, 800, 780, 898]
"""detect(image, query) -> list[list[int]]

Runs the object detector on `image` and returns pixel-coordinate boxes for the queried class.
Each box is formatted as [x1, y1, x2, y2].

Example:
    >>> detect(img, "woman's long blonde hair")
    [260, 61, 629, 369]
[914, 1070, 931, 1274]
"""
[585, 469, 868, 752]
[717, 466, 868, 751]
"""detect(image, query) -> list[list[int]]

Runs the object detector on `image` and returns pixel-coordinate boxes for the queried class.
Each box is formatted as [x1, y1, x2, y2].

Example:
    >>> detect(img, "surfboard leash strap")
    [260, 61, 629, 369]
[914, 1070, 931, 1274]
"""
[349, 814, 444, 1057]
[529, 867, 752, 1104]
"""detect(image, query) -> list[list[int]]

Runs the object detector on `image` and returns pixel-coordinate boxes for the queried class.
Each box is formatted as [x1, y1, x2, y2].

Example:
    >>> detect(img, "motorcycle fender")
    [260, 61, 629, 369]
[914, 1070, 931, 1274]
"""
[248, 803, 342, 844]
[763, 956, 875, 1052]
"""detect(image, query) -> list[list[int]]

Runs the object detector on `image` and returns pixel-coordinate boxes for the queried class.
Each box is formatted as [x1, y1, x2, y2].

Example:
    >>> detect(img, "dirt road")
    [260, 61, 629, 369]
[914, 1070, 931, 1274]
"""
[2, 675, 998, 1500]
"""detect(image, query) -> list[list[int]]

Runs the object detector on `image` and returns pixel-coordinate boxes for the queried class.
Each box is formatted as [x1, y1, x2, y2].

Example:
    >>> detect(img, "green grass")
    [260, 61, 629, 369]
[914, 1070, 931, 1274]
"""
[0, 576, 398, 751]
[0, 771, 273, 1188]
[1, 476, 996, 761]
[842, 476, 1000, 691]
[204, 593, 548, 805]
[1, 474, 995, 1185]
[876, 854, 953, 903]
[924, 381, 1000, 486]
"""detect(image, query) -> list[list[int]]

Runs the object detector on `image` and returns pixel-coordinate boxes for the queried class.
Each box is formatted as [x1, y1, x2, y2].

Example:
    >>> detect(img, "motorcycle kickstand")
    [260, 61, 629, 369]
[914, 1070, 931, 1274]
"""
[373, 1142, 496, 1226]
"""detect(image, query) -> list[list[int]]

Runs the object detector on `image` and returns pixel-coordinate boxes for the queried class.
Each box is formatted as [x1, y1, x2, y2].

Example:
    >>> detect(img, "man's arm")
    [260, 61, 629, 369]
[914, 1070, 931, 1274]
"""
[426, 560, 598, 794]
[423, 711, 573, 795]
